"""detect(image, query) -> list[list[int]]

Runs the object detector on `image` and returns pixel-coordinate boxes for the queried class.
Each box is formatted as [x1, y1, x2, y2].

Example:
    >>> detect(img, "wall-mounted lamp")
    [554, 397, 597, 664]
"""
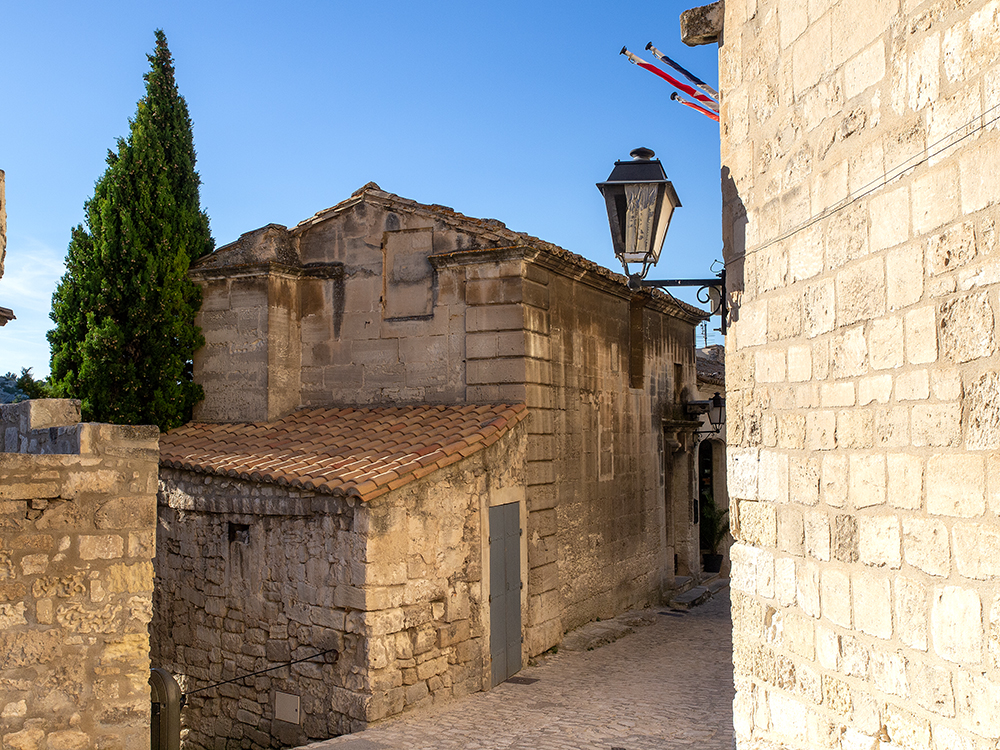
[597, 147, 726, 333]
[684, 392, 726, 436]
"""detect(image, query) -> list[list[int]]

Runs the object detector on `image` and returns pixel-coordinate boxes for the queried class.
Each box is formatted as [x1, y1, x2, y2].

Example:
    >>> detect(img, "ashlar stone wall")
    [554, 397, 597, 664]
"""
[152, 421, 525, 749]
[720, 0, 1000, 748]
[0, 400, 159, 750]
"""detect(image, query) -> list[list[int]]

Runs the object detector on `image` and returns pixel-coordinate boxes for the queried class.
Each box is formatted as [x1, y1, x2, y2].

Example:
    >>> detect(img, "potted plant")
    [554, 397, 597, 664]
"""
[699, 490, 730, 574]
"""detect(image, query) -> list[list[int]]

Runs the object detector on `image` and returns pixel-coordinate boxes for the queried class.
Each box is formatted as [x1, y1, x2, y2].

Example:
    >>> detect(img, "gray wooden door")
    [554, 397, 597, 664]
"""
[489, 502, 522, 686]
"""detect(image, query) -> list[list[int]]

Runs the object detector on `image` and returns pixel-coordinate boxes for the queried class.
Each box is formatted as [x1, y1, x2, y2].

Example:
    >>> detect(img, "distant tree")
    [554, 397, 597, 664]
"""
[48, 30, 213, 431]
[0, 368, 50, 404]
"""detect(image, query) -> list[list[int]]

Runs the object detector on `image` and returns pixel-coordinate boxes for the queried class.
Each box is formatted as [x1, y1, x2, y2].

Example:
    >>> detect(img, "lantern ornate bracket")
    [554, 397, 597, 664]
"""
[684, 391, 726, 437]
[597, 147, 727, 334]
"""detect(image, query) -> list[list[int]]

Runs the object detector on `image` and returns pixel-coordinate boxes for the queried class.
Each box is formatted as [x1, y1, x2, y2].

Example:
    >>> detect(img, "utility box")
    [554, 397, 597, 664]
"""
[150, 668, 182, 750]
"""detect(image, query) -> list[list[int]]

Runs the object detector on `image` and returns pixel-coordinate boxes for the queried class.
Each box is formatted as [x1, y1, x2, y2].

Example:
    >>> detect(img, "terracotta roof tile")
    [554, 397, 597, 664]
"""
[160, 403, 528, 502]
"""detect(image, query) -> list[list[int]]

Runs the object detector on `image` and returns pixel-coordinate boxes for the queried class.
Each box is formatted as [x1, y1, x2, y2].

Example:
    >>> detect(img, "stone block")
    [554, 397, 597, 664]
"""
[954, 670, 1000, 739]
[739, 501, 777, 548]
[848, 454, 885, 508]
[896, 369, 930, 401]
[903, 305, 938, 365]
[822, 454, 848, 507]
[796, 559, 821, 618]
[839, 634, 869, 679]
[953, 522, 1000, 580]
[902, 516, 949, 577]
[836, 258, 886, 327]
[940, 292, 996, 363]
[870, 185, 911, 253]
[774, 557, 796, 607]
[913, 163, 959, 236]
[887, 243, 924, 311]
[821, 567, 852, 628]
[755, 350, 787, 382]
[789, 457, 820, 506]
[927, 453, 985, 517]
[910, 661, 955, 717]
[836, 409, 873, 449]
[79, 535, 124, 560]
[821, 382, 855, 407]
[894, 575, 928, 651]
[804, 279, 836, 338]
[912, 403, 962, 447]
[806, 411, 836, 451]
[831, 326, 867, 378]
[858, 375, 892, 405]
[786, 345, 811, 382]
[967, 371, 1000, 449]
[728, 448, 760, 501]
[758, 451, 789, 504]
[805, 511, 831, 561]
[870, 648, 908, 697]
[932, 585, 982, 664]
[960, 136, 1000, 214]
[853, 570, 892, 639]
[858, 514, 901, 568]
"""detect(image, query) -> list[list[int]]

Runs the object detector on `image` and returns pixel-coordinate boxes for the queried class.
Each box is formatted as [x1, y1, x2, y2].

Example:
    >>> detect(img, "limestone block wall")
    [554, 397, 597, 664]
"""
[153, 423, 525, 749]
[720, 0, 1000, 748]
[441, 247, 703, 653]
[0, 400, 159, 750]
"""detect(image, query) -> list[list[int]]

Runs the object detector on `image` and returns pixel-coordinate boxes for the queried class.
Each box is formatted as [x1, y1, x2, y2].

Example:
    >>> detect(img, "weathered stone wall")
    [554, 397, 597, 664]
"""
[153, 422, 526, 748]
[188, 191, 705, 665]
[436, 248, 703, 652]
[0, 400, 158, 750]
[719, 0, 1000, 747]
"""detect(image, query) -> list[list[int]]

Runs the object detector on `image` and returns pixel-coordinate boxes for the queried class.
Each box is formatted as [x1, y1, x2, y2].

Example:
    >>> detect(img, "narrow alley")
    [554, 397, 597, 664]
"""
[300, 589, 735, 750]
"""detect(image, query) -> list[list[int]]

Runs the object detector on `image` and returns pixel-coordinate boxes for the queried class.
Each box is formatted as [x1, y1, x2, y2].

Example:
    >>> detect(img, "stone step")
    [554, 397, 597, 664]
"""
[707, 578, 730, 595]
[668, 585, 712, 610]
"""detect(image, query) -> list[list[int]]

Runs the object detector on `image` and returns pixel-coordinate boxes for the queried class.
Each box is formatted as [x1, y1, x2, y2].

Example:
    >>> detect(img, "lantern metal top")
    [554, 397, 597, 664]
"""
[596, 148, 681, 282]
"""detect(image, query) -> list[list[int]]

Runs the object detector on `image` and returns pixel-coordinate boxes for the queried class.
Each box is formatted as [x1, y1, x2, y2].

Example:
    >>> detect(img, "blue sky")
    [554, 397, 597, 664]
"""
[0, 1, 723, 377]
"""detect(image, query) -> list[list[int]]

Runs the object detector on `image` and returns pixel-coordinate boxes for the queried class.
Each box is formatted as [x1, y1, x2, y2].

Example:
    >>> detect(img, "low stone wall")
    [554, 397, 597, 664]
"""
[0, 400, 159, 750]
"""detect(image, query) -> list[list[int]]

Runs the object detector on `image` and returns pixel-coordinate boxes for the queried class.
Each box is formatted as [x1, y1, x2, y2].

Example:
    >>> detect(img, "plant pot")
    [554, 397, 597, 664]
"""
[703, 553, 723, 574]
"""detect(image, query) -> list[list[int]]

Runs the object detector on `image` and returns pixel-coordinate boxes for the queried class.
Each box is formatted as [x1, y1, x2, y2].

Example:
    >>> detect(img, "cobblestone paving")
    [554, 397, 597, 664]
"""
[300, 590, 734, 750]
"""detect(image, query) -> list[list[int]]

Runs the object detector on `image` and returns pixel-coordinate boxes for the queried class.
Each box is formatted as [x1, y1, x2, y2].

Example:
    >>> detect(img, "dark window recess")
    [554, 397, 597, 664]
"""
[228, 522, 250, 545]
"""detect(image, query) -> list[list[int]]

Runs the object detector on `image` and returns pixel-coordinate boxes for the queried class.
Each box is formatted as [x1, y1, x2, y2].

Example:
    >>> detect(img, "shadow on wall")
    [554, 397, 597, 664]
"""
[721, 165, 747, 325]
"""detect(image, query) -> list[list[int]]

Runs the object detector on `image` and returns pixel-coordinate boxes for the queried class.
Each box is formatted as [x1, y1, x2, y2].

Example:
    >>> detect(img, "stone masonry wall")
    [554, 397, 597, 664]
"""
[720, 0, 1000, 748]
[153, 422, 525, 749]
[0, 400, 159, 750]
[442, 248, 702, 654]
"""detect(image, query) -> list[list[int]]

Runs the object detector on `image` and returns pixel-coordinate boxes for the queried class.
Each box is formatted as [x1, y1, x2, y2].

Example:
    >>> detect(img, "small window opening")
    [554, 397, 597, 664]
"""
[228, 522, 250, 545]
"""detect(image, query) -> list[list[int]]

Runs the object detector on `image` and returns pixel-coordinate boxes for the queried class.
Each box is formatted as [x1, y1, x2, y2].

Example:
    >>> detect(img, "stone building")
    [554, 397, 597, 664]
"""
[151, 183, 709, 746]
[686, 0, 1000, 747]
[0, 399, 158, 750]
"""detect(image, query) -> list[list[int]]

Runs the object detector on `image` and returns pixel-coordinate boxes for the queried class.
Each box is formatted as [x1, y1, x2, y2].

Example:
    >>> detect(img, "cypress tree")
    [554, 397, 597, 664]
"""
[48, 30, 213, 430]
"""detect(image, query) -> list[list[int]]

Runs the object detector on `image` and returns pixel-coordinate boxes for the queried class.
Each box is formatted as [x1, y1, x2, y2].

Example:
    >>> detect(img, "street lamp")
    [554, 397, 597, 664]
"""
[685, 392, 726, 436]
[597, 147, 726, 333]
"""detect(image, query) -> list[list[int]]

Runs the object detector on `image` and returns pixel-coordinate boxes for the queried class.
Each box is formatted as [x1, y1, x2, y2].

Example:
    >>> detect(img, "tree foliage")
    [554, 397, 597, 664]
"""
[0, 368, 50, 404]
[48, 30, 213, 431]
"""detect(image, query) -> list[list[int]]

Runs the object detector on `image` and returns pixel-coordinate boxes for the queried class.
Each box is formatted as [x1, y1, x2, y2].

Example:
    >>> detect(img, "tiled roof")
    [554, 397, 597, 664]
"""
[160, 403, 528, 502]
[696, 345, 725, 387]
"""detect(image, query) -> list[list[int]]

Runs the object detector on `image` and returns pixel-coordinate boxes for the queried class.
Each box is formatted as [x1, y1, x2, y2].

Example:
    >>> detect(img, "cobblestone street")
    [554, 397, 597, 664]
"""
[300, 589, 734, 750]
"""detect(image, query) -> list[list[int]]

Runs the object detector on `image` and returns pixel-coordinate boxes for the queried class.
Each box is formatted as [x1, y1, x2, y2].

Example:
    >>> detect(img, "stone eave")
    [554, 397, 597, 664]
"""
[431, 244, 708, 325]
